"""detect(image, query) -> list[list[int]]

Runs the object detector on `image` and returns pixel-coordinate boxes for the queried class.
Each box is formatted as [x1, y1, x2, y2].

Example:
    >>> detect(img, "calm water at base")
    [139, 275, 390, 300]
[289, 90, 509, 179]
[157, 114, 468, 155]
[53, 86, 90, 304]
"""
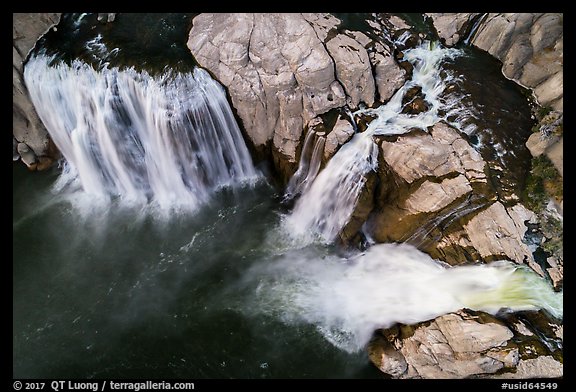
[13, 164, 383, 379]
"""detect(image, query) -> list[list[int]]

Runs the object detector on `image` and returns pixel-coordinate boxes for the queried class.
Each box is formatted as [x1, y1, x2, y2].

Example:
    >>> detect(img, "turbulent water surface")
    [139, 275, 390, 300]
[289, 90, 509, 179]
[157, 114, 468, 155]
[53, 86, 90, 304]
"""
[14, 13, 560, 379]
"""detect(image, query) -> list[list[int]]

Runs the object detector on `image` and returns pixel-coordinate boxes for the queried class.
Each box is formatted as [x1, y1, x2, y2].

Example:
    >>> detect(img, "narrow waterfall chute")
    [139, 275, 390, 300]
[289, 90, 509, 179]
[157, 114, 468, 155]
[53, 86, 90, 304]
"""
[284, 128, 326, 202]
[284, 132, 377, 244]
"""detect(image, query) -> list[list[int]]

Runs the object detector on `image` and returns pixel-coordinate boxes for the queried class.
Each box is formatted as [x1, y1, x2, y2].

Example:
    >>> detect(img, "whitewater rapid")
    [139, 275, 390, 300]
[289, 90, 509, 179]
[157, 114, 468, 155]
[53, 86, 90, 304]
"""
[22, 40, 562, 359]
[241, 242, 562, 353]
[274, 41, 562, 353]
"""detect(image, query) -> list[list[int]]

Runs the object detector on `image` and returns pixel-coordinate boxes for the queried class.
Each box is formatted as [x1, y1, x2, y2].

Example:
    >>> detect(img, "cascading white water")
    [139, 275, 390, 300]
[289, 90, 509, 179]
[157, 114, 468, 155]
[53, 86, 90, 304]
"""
[245, 242, 562, 353]
[285, 42, 463, 242]
[284, 128, 326, 201]
[463, 13, 489, 45]
[24, 55, 258, 212]
[359, 42, 462, 136]
[283, 133, 377, 244]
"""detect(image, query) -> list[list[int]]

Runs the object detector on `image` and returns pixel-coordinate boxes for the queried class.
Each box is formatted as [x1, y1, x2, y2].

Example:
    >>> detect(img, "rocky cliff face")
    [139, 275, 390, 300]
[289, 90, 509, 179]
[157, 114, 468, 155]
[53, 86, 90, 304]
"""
[427, 13, 563, 112]
[13, 13, 61, 170]
[428, 13, 563, 182]
[187, 13, 406, 184]
[369, 309, 562, 379]
[368, 122, 545, 275]
[427, 12, 564, 292]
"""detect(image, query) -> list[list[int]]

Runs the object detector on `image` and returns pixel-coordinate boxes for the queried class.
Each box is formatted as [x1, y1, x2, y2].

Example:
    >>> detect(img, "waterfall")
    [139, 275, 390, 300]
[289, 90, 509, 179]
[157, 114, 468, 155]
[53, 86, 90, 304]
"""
[284, 133, 377, 244]
[245, 242, 562, 353]
[285, 42, 463, 243]
[283, 128, 326, 201]
[463, 13, 489, 45]
[24, 55, 258, 212]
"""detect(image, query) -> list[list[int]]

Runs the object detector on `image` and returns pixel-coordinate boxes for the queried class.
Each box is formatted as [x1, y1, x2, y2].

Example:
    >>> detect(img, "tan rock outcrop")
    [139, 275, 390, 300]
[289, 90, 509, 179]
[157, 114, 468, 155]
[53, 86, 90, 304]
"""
[427, 13, 563, 111]
[426, 13, 480, 46]
[188, 13, 404, 182]
[326, 33, 375, 109]
[371, 122, 488, 246]
[323, 117, 355, 161]
[464, 203, 537, 267]
[403, 176, 472, 215]
[369, 310, 518, 378]
[494, 356, 562, 379]
[13, 13, 61, 163]
[474, 13, 563, 111]
[380, 122, 486, 185]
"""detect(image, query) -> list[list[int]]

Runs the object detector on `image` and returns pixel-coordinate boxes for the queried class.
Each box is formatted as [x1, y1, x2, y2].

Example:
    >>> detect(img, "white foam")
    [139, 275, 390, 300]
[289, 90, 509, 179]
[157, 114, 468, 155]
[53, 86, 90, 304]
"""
[246, 243, 562, 352]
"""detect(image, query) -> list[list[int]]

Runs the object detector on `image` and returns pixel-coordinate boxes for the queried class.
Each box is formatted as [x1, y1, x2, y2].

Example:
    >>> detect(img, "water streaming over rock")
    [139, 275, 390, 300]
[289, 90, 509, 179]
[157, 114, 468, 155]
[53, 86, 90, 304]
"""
[283, 128, 326, 201]
[361, 42, 462, 136]
[283, 133, 377, 244]
[285, 42, 463, 242]
[270, 42, 563, 355]
[24, 55, 258, 213]
[463, 13, 489, 45]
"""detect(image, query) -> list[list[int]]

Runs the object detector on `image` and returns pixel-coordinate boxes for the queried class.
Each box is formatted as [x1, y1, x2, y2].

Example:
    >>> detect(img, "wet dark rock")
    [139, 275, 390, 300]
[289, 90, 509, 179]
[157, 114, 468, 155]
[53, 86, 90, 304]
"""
[401, 86, 421, 105]
[339, 170, 377, 247]
[401, 88, 430, 114]
[13, 137, 20, 161]
[36, 156, 55, 171]
[402, 97, 430, 115]
[97, 13, 116, 23]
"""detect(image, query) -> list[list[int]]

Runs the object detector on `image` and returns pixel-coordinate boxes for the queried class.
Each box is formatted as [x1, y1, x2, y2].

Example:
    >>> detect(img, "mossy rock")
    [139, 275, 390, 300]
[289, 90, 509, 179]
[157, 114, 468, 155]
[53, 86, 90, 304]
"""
[522, 155, 562, 213]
